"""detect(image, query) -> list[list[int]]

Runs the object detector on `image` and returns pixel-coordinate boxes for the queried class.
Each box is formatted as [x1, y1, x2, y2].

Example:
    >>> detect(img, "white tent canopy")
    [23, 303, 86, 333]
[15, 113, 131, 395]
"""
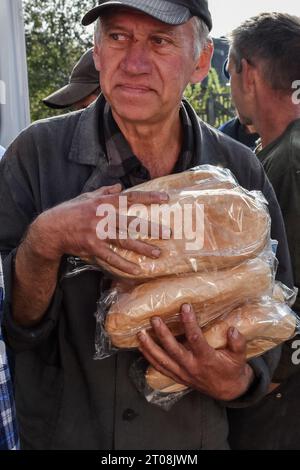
[0, 0, 30, 148]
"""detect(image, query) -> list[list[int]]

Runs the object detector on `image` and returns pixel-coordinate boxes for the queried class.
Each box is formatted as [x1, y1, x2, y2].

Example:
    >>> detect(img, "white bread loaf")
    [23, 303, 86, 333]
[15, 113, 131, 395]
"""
[97, 186, 270, 280]
[106, 258, 273, 348]
[145, 301, 296, 393]
[203, 302, 296, 352]
[145, 368, 188, 394]
[126, 165, 237, 192]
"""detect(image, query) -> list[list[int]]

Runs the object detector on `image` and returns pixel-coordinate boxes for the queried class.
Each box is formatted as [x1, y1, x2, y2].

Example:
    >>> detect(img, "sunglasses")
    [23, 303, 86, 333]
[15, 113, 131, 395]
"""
[223, 58, 230, 80]
[223, 56, 254, 81]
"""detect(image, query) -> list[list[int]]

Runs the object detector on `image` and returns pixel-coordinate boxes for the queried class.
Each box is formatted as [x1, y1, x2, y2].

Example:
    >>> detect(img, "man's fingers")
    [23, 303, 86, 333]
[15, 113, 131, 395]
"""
[117, 214, 171, 240]
[150, 317, 191, 368]
[103, 190, 169, 207]
[93, 184, 123, 197]
[95, 248, 141, 275]
[126, 190, 169, 205]
[111, 237, 162, 260]
[105, 183, 123, 195]
[226, 327, 247, 356]
[138, 344, 184, 388]
[180, 304, 211, 357]
[137, 330, 189, 383]
[95, 212, 170, 242]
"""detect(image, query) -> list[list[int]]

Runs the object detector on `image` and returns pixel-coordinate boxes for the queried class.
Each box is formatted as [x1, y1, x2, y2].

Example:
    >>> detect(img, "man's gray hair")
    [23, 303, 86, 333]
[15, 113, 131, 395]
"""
[94, 16, 210, 60]
[191, 17, 210, 59]
[229, 12, 300, 92]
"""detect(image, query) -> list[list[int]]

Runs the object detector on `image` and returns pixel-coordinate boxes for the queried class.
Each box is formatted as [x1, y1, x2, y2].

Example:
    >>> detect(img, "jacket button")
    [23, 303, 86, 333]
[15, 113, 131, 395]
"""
[122, 408, 139, 421]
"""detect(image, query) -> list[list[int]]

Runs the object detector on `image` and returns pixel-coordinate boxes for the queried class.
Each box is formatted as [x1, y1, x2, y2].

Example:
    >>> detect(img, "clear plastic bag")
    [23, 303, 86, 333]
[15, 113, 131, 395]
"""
[124, 164, 239, 192]
[63, 255, 107, 280]
[95, 186, 271, 280]
[142, 287, 300, 405]
[94, 255, 276, 359]
[129, 357, 191, 411]
[273, 281, 298, 307]
[202, 298, 298, 356]
[63, 165, 271, 280]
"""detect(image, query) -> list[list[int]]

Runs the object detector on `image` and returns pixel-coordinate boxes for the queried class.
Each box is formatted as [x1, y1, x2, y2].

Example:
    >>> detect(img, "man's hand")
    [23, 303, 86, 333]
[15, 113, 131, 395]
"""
[30, 184, 169, 276]
[138, 304, 254, 401]
[12, 184, 169, 326]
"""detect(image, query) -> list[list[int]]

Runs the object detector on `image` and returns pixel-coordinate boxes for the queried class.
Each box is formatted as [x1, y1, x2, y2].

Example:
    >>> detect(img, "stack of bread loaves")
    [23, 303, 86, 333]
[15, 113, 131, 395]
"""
[94, 165, 297, 394]
[145, 285, 297, 394]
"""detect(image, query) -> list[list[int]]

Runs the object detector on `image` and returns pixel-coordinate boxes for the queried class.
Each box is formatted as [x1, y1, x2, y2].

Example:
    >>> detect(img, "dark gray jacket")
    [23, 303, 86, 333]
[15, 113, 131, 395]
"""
[0, 96, 293, 450]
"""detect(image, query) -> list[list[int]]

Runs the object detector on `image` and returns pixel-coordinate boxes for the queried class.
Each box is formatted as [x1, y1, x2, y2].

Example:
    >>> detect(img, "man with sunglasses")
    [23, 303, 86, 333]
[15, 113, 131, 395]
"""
[226, 12, 300, 450]
[220, 60, 259, 150]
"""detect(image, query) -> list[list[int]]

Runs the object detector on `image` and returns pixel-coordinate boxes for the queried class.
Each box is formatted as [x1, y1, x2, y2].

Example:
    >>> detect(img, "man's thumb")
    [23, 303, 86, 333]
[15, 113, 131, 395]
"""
[95, 183, 123, 196]
[226, 327, 246, 355]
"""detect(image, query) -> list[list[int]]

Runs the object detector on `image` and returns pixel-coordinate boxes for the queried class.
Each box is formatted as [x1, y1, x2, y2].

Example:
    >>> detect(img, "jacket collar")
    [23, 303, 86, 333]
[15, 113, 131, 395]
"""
[68, 94, 107, 166]
[68, 94, 204, 166]
[67, 94, 206, 195]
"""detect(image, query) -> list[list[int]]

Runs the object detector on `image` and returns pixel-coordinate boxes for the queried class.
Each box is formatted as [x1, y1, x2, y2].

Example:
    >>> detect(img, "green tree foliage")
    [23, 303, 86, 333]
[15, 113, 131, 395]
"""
[184, 82, 203, 115]
[184, 68, 234, 127]
[23, 0, 97, 121]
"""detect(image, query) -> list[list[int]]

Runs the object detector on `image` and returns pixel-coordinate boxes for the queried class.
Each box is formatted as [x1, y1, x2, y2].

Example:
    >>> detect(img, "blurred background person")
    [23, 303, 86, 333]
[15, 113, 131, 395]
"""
[219, 116, 259, 150]
[219, 61, 259, 150]
[43, 48, 100, 111]
[226, 12, 300, 450]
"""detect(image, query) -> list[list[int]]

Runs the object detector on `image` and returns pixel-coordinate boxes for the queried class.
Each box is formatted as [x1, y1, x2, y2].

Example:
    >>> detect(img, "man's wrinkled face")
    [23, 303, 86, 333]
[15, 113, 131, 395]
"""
[228, 52, 254, 127]
[93, 9, 201, 124]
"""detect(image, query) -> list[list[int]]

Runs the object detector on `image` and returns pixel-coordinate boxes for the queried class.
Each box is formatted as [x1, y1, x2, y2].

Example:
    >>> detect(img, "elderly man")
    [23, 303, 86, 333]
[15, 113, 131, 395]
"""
[225, 12, 300, 450]
[0, 1, 293, 450]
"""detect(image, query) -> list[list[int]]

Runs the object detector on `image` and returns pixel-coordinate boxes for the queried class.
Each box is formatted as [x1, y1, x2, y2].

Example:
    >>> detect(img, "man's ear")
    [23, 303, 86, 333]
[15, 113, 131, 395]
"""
[190, 40, 214, 84]
[240, 58, 256, 95]
[93, 42, 101, 72]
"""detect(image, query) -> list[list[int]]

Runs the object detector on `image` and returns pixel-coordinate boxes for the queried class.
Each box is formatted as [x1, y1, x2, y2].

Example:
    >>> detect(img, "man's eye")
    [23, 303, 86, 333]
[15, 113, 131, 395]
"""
[151, 37, 169, 46]
[109, 33, 127, 41]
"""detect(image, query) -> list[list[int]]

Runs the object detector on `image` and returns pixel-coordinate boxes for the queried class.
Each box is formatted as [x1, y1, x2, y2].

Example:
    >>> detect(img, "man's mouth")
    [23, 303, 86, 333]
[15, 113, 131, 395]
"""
[116, 84, 154, 95]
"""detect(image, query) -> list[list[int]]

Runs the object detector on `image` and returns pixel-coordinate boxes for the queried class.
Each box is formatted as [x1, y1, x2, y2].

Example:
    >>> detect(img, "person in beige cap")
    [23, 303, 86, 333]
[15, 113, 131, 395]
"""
[43, 48, 101, 110]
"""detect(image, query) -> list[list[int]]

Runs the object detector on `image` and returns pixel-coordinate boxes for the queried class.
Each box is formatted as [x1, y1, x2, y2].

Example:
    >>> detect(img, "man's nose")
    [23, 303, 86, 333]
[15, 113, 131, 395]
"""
[120, 42, 152, 75]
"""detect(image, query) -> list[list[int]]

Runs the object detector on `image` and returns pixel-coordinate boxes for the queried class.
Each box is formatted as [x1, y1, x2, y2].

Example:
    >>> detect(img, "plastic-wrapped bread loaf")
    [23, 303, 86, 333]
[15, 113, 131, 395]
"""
[145, 300, 297, 394]
[203, 302, 296, 354]
[105, 257, 273, 348]
[97, 186, 270, 280]
[87, 165, 271, 280]
[126, 165, 238, 192]
[145, 368, 188, 394]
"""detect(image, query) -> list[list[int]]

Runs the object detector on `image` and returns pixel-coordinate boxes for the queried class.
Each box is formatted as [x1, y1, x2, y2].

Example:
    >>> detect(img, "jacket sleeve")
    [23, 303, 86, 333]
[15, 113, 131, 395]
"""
[0, 133, 62, 352]
[264, 148, 300, 383]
